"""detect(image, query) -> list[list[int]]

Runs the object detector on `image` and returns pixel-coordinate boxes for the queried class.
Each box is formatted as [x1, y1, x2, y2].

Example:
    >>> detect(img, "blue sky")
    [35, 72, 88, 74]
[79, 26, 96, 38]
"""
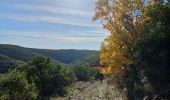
[0, 0, 109, 50]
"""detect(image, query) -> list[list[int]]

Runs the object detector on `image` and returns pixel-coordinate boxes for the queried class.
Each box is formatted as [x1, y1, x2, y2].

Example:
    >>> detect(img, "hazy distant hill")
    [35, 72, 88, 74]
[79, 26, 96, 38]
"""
[0, 44, 99, 73]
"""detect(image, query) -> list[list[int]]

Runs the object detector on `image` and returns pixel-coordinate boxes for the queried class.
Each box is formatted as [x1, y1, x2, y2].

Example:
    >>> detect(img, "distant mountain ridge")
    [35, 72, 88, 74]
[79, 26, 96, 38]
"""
[0, 44, 99, 73]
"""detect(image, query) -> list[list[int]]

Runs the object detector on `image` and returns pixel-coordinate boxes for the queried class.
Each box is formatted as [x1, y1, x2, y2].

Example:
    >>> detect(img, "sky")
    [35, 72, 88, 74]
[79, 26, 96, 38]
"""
[0, 0, 109, 50]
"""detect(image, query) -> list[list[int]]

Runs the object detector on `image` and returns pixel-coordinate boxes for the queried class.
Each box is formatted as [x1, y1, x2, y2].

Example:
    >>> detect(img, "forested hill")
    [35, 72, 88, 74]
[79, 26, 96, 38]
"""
[29, 48, 98, 64]
[0, 44, 99, 73]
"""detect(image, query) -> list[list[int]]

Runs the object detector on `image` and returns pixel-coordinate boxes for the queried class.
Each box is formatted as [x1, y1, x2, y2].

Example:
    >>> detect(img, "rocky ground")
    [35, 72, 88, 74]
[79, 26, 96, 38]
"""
[52, 79, 127, 100]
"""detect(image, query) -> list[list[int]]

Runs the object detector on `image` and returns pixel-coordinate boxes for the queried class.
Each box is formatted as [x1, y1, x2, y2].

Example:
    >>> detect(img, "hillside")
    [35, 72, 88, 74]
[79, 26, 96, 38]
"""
[0, 44, 99, 73]
[0, 54, 24, 73]
[29, 48, 98, 64]
[0, 44, 36, 61]
[71, 52, 100, 66]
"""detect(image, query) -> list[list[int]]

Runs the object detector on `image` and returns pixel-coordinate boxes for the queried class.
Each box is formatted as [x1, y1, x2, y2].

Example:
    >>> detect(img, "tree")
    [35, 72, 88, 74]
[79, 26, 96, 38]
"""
[93, 0, 152, 76]
[17, 56, 75, 99]
[133, 0, 170, 96]
[72, 62, 97, 81]
[0, 70, 38, 100]
[1, 56, 76, 100]
[94, 0, 170, 99]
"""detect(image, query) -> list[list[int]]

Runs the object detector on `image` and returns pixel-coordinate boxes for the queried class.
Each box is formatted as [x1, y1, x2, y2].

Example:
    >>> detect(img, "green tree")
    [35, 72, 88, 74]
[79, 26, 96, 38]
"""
[0, 56, 76, 100]
[0, 70, 38, 100]
[17, 56, 75, 99]
[133, 0, 170, 96]
[72, 62, 97, 81]
[94, 0, 170, 99]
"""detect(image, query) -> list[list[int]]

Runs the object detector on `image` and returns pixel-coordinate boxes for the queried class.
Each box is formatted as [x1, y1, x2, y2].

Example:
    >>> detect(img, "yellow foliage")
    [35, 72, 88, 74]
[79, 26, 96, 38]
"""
[93, 0, 154, 77]
[101, 66, 112, 74]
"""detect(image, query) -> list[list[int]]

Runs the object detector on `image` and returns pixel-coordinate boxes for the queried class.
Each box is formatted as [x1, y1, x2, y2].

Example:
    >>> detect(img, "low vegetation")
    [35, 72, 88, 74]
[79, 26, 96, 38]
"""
[72, 62, 97, 81]
[0, 56, 77, 100]
[0, 55, 99, 100]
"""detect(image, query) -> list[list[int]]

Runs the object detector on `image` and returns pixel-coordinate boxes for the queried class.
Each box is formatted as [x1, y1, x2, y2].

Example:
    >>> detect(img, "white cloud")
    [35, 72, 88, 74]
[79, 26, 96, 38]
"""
[0, 0, 105, 50]
[0, 30, 106, 42]
[86, 30, 110, 35]
[0, 13, 101, 27]
[0, 1, 106, 42]
[67, 29, 110, 37]
[0, 3, 101, 27]
[11, 4, 93, 18]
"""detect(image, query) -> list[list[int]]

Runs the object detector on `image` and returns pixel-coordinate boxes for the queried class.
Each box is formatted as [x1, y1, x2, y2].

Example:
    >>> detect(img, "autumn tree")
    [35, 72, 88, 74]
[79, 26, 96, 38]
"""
[93, 0, 156, 77]
[94, 0, 170, 99]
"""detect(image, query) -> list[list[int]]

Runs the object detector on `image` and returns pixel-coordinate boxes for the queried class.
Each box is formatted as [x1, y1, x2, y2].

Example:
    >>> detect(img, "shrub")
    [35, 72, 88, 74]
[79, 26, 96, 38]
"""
[0, 70, 38, 100]
[0, 56, 76, 100]
[72, 62, 97, 81]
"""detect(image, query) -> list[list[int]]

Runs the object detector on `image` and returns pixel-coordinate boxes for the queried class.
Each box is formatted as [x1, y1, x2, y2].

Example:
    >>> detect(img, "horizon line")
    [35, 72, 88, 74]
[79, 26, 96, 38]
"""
[0, 43, 100, 51]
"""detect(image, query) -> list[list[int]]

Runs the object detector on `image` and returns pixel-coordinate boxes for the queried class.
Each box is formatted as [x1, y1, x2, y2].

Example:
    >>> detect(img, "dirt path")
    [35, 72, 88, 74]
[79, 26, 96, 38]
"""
[65, 79, 126, 100]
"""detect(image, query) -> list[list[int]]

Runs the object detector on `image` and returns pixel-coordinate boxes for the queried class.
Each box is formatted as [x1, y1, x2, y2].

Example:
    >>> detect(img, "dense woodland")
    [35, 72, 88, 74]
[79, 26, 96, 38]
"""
[93, 0, 170, 99]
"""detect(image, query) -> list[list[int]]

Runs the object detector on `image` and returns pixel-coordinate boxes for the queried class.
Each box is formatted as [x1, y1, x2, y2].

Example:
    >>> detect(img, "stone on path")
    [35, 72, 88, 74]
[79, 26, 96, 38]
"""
[66, 79, 126, 100]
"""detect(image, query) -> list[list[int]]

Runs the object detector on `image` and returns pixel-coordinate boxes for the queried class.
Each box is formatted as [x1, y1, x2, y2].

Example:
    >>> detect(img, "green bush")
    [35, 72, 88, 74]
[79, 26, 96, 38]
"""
[0, 56, 76, 100]
[0, 70, 38, 100]
[72, 62, 97, 81]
